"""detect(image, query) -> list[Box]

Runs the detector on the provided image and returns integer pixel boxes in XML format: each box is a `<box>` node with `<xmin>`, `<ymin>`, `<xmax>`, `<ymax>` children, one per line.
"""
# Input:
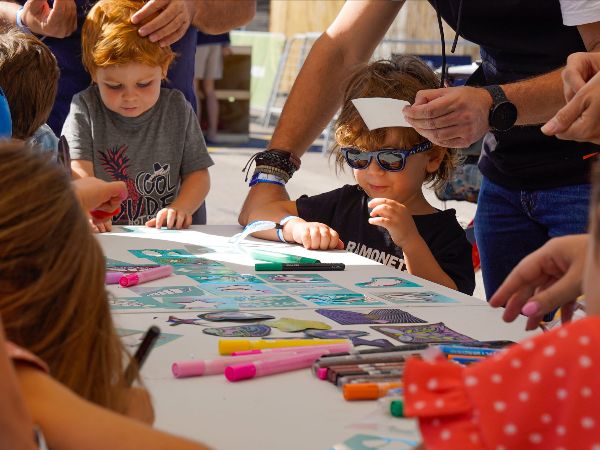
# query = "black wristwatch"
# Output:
<box><xmin>482</xmin><ymin>85</ymin><xmax>517</xmax><ymax>132</ymax></box>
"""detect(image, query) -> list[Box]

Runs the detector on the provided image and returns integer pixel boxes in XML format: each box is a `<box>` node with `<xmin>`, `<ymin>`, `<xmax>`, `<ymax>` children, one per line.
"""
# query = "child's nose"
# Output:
<box><xmin>366</xmin><ymin>158</ymin><xmax>385</xmax><ymax>175</ymax></box>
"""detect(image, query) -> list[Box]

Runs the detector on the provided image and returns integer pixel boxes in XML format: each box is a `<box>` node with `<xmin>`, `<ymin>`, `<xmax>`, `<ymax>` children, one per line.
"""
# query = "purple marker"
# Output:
<box><xmin>119</xmin><ymin>265</ymin><xmax>173</xmax><ymax>287</ymax></box>
<box><xmin>105</xmin><ymin>271</ymin><xmax>122</xmax><ymax>285</ymax></box>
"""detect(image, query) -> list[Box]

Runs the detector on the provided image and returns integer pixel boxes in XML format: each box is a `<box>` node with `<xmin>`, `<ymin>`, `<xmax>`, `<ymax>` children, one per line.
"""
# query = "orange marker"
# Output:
<box><xmin>343</xmin><ymin>381</ymin><xmax>403</xmax><ymax>401</ymax></box>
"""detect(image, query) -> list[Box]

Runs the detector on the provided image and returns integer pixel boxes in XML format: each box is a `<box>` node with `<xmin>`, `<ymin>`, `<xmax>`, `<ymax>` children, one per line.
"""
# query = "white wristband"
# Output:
<box><xmin>277</xmin><ymin>215</ymin><xmax>299</xmax><ymax>243</ymax></box>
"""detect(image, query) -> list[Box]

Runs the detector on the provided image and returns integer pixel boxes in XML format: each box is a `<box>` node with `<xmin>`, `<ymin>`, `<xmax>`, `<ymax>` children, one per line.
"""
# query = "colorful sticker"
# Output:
<box><xmin>106</xmin><ymin>264</ymin><xmax>160</xmax><ymax>274</ymax></box>
<box><xmin>257</xmin><ymin>273</ymin><xmax>331</xmax><ymax>284</ymax></box>
<box><xmin>200</xmin><ymin>283</ymin><xmax>282</xmax><ymax>296</ymax></box>
<box><xmin>198</xmin><ymin>311</ymin><xmax>275</xmax><ymax>322</ymax></box>
<box><xmin>316</xmin><ymin>309</ymin><xmax>425</xmax><ymax>325</ymax></box>
<box><xmin>350</xmin><ymin>337</ymin><xmax>395</xmax><ymax>348</ymax></box>
<box><xmin>263</xmin><ymin>318</ymin><xmax>331</xmax><ymax>332</ymax></box>
<box><xmin>332</xmin><ymin>433</ymin><xmax>418</xmax><ymax>450</ymax></box>
<box><xmin>166</xmin><ymin>315</ymin><xmax>204</xmax><ymax>326</ymax></box>
<box><xmin>203</xmin><ymin>324</ymin><xmax>271</xmax><ymax>337</ymax></box>
<box><xmin>128</xmin><ymin>285</ymin><xmax>207</xmax><ymax>298</ymax></box>
<box><xmin>355</xmin><ymin>277</ymin><xmax>421</xmax><ymax>289</ymax></box>
<box><xmin>129</xmin><ymin>249</ymin><xmax>223</xmax><ymax>267</ymax></box>
<box><xmin>376</xmin><ymin>291</ymin><xmax>459</xmax><ymax>305</ymax></box>
<box><xmin>277</xmin><ymin>283</ymin><xmax>357</xmax><ymax>296</ymax></box>
<box><xmin>188</xmin><ymin>273</ymin><xmax>264</xmax><ymax>284</ymax></box>
<box><xmin>372</xmin><ymin>323</ymin><xmax>477</xmax><ymax>344</ymax></box>
<box><xmin>171</xmin><ymin>295</ymin><xmax>307</xmax><ymax>310</ymax></box>
<box><xmin>300</xmin><ymin>293</ymin><xmax>385</xmax><ymax>307</ymax></box>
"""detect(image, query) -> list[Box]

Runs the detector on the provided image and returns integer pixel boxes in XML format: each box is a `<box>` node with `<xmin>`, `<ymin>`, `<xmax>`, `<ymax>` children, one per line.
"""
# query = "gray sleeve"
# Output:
<box><xmin>180</xmin><ymin>101</ymin><xmax>214</xmax><ymax>175</ymax></box>
<box><xmin>61</xmin><ymin>93</ymin><xmax>93</xmax><ymax>161</ymax></box>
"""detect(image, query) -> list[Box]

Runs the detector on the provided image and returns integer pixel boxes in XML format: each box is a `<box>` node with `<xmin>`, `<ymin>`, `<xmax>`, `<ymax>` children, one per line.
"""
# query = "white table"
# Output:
<box><xmin>98</xmin><ymin>225</ymin><xmax>534</xmax><ymax>450</ymax></box>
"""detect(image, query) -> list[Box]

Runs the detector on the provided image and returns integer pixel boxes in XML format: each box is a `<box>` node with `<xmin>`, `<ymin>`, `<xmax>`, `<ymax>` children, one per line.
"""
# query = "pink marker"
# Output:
<box><xmin>231</xmin><ymin>342</ymin><xmax>352</xmax><ymax>356</ymax></box>
<box><xmin>172</xmin><ymin>351</ymin><xmax>300</xmax><ymax>378</ymax></box>
<box><xmin>225</xmin><ymin>352</ymin><xmax>324</xmax><ymax>382</ymax></box>
<box><xmin>105</xmin><ymin>271</ymin><xmax>122</xmax><ymax>284</ymax></box>
<box><xmin>119</xmin><ymin>265</ymin><xmax>173</xmax><ymax>287</ymax></box>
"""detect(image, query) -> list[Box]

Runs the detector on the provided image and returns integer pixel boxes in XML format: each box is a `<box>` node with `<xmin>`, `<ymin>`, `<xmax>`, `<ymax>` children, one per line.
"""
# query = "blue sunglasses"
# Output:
<box><xmin>341</xmin><ymin>140</ymin><xmax>433</xmax><ymax>172</ymax></box>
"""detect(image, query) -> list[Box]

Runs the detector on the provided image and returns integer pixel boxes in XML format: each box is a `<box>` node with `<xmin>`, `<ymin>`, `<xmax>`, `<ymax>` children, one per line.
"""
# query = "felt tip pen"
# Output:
<box><xmin>249</xmin><ymin>250</ymin><xmax>320</xmax><ymax>264</ymax></box>
<box><xmin>437</xmin><ymin>345</ymin><xmax>499</xmax><ymax>357</ymax></box>
<box><xmin>449</xmin><ymin>356</ymin><xmax>483</xmax><ymax>365</ymax></box>
<box><xmin>124</xmin><ymin>325</ymin><xmax>160</xmax><ymax>386</ymax></box>
<box><xmin>225</xmin><ymin>352</ymin><xmax>322</xmax><ymax>382</ymax></box>
<box><xmin>219</xmin><ymin>338</ymin><xmax>348</xmax><ymax>355</ymax></box>
<box><xmin>379</xmin><ymin>398</ymin><xmax>404</xmax><ymax>417</ymax></box>
<box><xmin>119</xmin><ymin>265</ymin><xmax>173</xmax><ymax>287</ymax></box>
<box><xmin>254</xmin><ymin>262</ymin><xmax>345</xmax><ymax>271</ymax></box>
<box><xmin>231</xmin><ymin>342</ymin><xmax>352</xmax><ymax>356</ymax></box>
<box><xmin>105</xmin><ymin>271</ymin><xmax>122</xmax><ymax>284</ymax></box>
<box><xmin>343</xmin><ymin>382</ymin><xmax>403</xmax><ymax>401</ymax></box>
<box><xmin>313</xmin><ymin>349</ymin><xmax>424</xmax><ymax>370</ymax></box>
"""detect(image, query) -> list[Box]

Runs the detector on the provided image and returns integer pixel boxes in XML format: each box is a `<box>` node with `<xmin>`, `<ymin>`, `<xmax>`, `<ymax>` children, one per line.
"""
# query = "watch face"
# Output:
<box><xmin>491</xmin><ymin>101</ymin><xmax>517</xmax><ymax>132</ymax></box>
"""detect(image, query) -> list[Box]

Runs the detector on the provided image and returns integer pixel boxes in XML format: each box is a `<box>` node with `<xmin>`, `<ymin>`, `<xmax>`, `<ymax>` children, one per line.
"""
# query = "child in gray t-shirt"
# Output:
<box><xmin>63</xmin><ymin>0</ymin><xmax>213</xmax><ymax>231</ymax></box>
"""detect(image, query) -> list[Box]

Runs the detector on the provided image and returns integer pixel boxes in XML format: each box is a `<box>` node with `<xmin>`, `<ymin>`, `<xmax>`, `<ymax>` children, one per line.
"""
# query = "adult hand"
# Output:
<box><xmin>20</xmin><ymin>0</ymin><xmax>77</xmax><ymax>38</ymax></box>
<box><xmin>131</xmin><ymin>0</ymin><xmax>195</xmax><ymax>47</ymax></box>
<box><xmin>146</xmin><ymin>207</ymin><xmax>192</xmax><ymax>229</ymax></box>
<box><xmin>489</xmin><ymin>234</ymin><xmax>587</xmax><ymax>331</ymax></box>
<box><xmin>541</xmin><ymin>53</ymin><xmax>600</xmax><ymax>145</ymax></box>
<box><xmin>368</xmin><ymin>198</ymin><xmax>419</xmax><ymax>249</ymax></box>
<box><xmin>286</xmin><ymin>219</ymin><xmax>344</xmax><ymax>250</ymax></box>
<box><xmin>72</xmin><ymin>178</ymin><xmax>127</xmax><ymax>213</ymax></box>
<box><xmin>403</xmin><ymin>86</ymin><xmax>491</xmax><ymax>148</ymax></box>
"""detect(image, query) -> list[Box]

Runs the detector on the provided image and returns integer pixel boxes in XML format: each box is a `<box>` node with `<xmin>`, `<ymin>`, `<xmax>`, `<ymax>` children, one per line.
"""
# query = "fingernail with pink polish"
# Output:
<box><xmin>521</xmin><ymin>302</ymin><xmax>540</xmax><ymax>317</ymax></box>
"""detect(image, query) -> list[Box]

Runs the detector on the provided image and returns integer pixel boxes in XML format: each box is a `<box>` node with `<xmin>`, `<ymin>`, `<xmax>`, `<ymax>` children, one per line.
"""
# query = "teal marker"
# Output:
<box><xmin>249</xmin><ymin>250</ymin><xmax>320</xmax><ymax>264</ymax></box>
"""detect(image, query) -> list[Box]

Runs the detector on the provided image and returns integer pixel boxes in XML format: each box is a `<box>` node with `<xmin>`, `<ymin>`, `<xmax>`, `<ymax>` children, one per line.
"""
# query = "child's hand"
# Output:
<box><xmin>90</xmin><ymin>218</ymin><xmax>112</xmax><ymax>233</ymax></box>
<box><xmin>287</xmin><ymin>219</ymin><xmax>344</xmax><ymax>250</ymax></box>
<box><xmin>125</xmin><ymin>386</ymin><xmax>155</xmax><ymax>425</ymax></box>
<box><xmin>368</xmin><ymin>198</ymin><xmax>420</xmax><ymax>248</ymax></box>
<box><xmin>146</xmin><ymin>207</ymin><xmax>192</xmax><ymax>229</ymax></box>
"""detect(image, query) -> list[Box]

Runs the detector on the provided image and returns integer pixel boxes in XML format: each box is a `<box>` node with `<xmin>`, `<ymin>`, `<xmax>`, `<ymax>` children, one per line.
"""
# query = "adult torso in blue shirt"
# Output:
<box><xmin>45</xmin><ymin>0</ymin><xmax>197</xmax><ymax>135</ymax></box>
<box><xmin>427</xmin><ymin>0</ymin><xmax>598</xmax><ymax>190</ymax></box>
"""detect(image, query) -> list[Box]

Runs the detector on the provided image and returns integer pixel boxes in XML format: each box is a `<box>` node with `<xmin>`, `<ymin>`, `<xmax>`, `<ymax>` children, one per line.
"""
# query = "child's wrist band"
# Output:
<box><xmin>249</xmin><ymin>172</ymin><xmax>286</xmax><ymax>187</ymax></box>
<box><xmin>276</xmin><ymin>215</ymin><xmax>300</xmax><ymax>243</ymax></box>
<box><xmin>16</xmin><ymin>6</ymin><xmax>31</xmax><ymax>33</ymax></box>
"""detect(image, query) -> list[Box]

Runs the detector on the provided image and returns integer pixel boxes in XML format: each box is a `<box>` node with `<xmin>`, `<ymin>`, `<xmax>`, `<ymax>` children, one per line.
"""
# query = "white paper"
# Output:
<box><xmin>351</xmin><ymin>97</ymin><xmax>411</xmax><ymax>130</ymax></box>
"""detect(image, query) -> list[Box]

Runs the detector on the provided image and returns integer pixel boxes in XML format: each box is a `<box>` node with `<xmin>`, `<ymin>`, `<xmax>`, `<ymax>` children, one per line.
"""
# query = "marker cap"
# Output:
<box><xmin>390</xmin><ymin>399</ymin><xmax>404</xmax><ymax>417</ymax></box>
<box><xmin>316</xmin><ymin>368</ymin><xmax>328</xmax><ymax>380</ymax></box>
<box><xmin>343</xmin><ymin>384</ymin><xmax>381</xmax><ymax>401</ymax></box>
<box><xmin>172</xmin><ymin>361</ymin><xmax>205</xmax><ymax>378</ymax></box>
<box><xmin>120</xmin><ymin>274</ymin><xmax>139</xmax><ymax>287</ymax></box>
<box><xmin>225</xmin><ymin>363</ymin><xmax>257</xmax><ymax>382</ymax></box>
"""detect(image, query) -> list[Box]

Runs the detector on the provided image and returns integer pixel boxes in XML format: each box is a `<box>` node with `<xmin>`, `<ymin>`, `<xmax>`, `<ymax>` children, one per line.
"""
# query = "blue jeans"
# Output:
<box><xmin>474</xmin><ymin>176</ymin><xmax>590</xmax><ymax>299</ymax></box>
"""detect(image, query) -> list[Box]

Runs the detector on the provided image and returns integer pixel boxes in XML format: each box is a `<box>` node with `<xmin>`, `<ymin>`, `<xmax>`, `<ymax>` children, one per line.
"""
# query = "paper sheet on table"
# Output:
<box><xmin>351</xmin><ymin>98</ymin><xmax>411</xmax><ymax>130</ymax></box>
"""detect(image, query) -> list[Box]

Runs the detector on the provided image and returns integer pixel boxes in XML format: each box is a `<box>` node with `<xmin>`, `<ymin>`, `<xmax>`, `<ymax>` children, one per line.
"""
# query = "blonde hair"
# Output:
<box><xmin>82</xmin><ymin>0</ymin><xmax>175</xmax><ymax>76</ymax></box>
<box><xmin>0</xmin><ymin>141</ymin><xmax>136</xmax><ymax>412</ymax></box>
<box><xmin>0</xmin><ymin>26</ymin><xmax>59</xmax><ymax>139</ymax></box>
<box><xmin>334</xmin><ymin>56</ymin><xmax>460</xmax><ymax>190</ymax></box>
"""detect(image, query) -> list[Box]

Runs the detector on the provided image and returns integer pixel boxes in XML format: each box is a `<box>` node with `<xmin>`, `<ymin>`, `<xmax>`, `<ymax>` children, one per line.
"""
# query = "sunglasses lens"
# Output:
<box><xmin>344</xmin><ymin>150</ymin><xmax>370</xmax><ymax>169</ymax></box>
<box><xmin>378</xmin><ymin>152</ymin><xmax>405</xmax><ymax>171</ymax></box>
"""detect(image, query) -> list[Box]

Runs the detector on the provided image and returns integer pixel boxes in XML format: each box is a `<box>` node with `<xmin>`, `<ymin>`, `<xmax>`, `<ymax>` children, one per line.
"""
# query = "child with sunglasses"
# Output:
<box><xmin>247</xmin><ymin>56</ymin><xmax>475</xmax><ymax>295</ymax></box>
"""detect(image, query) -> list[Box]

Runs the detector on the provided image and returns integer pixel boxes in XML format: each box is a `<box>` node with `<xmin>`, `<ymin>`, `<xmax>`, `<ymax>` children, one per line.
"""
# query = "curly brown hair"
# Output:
<box><xmin>333</xmin><ymin>56</ymin><xmax>460</xmax><ymax>190</ymax></box>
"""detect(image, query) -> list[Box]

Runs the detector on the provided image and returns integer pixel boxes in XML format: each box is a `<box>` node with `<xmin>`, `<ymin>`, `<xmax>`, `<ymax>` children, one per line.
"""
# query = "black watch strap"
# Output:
<box><xmin>483</xmin><ymin>85</ymin><xmax>508</xmax><ymax>105</ymax></box>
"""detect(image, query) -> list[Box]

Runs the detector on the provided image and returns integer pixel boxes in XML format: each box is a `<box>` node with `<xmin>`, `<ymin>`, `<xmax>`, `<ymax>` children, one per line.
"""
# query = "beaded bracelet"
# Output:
<box><xmin>243</xmin><ymin>149</ymin><xmax>301</xmax><ymax>182</ymax></box>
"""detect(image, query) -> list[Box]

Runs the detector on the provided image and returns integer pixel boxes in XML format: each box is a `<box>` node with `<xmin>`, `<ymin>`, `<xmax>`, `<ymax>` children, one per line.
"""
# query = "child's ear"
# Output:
<box><xmin>425</xmin><ymin>146</ymin><xmax>445</xmax><ymax>174</ymax></box>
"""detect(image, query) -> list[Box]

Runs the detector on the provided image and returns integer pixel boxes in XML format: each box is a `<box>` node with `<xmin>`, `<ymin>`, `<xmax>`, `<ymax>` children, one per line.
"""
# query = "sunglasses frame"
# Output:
<box><xmin>341</xmin><ymin>140</ymin><xmax>433</xmax><ymax>172</ymax></box>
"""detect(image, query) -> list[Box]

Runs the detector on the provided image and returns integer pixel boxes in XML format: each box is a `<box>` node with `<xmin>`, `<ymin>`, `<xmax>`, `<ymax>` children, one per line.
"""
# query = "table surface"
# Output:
<box><xmin>98</xmin><ymin>225</ymin><xmax>534</xmax><ymax>450</ymax></box>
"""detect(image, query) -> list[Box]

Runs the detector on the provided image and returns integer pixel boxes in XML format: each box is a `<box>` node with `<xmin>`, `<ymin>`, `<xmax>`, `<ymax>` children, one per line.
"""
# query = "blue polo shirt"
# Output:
<box><xmin>429</xmin><ymin>0</ymin><xmax>598</xmax><ymax>190</ymax></box>
<box><xmin>45</xmin><ymin>0</ymin><xmax>198</xmax><ymax>135</ymax></box>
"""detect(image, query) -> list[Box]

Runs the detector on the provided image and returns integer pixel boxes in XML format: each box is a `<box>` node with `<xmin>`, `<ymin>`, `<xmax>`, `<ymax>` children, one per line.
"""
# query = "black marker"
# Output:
<box><xmin>124</xmin><ymin>325</ymin><xmax>161</xmax><ymax>386</ymax></box>
<box><xmin>255</xmin><ymin>262</ymin><xmax>345</xmax><ymax>271</ymax></box>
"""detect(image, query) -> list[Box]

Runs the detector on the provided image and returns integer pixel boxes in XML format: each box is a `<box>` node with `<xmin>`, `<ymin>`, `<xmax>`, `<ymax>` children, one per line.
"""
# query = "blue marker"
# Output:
<box><xmin>437</xmin><ymin>345</ymin><xmax>499</xmax><ymax>357</ymax></box>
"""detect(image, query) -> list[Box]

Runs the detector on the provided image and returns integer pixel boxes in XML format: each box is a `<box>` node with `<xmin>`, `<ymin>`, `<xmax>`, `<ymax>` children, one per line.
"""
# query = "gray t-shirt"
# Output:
<box><xmin>62</xmin><ymin>86</ymin><xmax>213</xmax><ymax>225</ymax></box>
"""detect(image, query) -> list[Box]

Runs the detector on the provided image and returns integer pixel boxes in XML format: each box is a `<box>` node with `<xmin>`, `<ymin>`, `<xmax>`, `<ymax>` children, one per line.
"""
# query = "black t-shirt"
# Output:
<box><xmin>296</xmin><ymin>185</ymin><xmax>475</xmax><ymax>295</ymax></box>
<box><xmin>428</xmin><ymin>0</ymin><xmax>598</xmax><ymax>190</ymax></box>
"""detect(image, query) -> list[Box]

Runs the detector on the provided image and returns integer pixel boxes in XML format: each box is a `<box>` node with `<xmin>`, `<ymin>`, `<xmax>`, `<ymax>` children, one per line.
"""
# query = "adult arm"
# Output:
<box><xmin>238</xmin><ymin>0</ymin><xmax>404</xmax><ymax>224</ymax></box>
<box><xmin>0</xmin><ymin>0</ymin><xmax>77</xmax><ymax>38</ymax></box>
<box><xmin>489</xmin><ymin>234</ymin><xmax>587</xmax><ymax>331</ymax></box>
<box><xmin>18</xmin><ymin>366</ymin><xmax>212</xmax><ymax>450</ymax></box>
<box><xmin>131</xmin><ymin>0</ymin><xmax>256</xmax><ymax>47</ymax></box>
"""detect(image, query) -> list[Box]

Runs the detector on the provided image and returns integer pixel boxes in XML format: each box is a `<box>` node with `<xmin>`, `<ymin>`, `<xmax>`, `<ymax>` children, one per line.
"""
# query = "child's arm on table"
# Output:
<box><xmin>146</xmin><ymin>169</ymin><xmax>210</xmax><ymax>230</ymax></box>
<box><xmin>369</xmin><ymin>198</ymin><xmax>457</xmax><ymax>291</ymax></box>
<box><xmin>71</xmin><ymin>160</ymin><xmax>113</xmax><ymax>232</ymax></box>
<box><xmin>18</xmin><ymin>365</ymin><xmax>212</xmax><ymax>450</ymax></box>
<box><xmin>247</xmin><ymin>200</ymin><xmax>343</xmax><ymax>250</ymax></box>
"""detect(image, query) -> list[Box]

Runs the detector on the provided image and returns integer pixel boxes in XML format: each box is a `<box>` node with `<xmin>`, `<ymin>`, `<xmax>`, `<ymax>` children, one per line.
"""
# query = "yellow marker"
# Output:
<box><xmin>218</xmin><ymin>339</ymin><xmax>348</xmax><ymax>355</ymax></box>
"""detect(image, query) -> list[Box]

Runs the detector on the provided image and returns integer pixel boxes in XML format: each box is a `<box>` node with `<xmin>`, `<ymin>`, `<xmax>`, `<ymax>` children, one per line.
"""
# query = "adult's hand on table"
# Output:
<box><xmin>131</xmin><ymin>0</ymin><xmax>195</xmax><ymax>47</ymax></box>
<box><xmin>21</xmin><ymin>0</ymin><xmax>77</xmax><ymax>38</ymax></box>
<box><xmin>489</xmin><ymin>235</ymin><xmax>587</xmax><ymax>331</ymax></box>
<box><xmin>403</xmin><ymin>86</ymin><xmax>491</xmax><ymax>148</ymax></box>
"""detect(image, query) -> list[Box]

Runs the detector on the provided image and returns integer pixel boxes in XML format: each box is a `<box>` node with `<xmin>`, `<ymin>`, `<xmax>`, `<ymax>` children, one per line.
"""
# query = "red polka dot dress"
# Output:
<box><xmin>403</xmin><ymin>316</ymin><xmax>600</xmax><ymax>450</ymax></box>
